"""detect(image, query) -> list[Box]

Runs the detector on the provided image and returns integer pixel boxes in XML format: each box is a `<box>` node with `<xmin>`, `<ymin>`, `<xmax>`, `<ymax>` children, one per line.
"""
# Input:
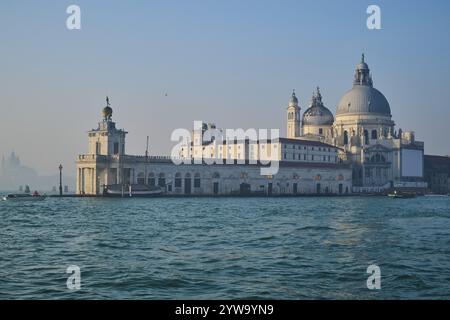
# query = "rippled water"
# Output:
<box><xmin>0</xmin><ymin>196</ymin><xmax>449</xmax><ymax>299</ymax></box>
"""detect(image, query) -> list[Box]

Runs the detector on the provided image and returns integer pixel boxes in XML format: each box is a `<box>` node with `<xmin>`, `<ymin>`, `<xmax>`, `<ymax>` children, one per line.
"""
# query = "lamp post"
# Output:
<box><xmin>59</xmin><ymin>164</ymin><xmax>63</xmax><ymax>196</ymax></box>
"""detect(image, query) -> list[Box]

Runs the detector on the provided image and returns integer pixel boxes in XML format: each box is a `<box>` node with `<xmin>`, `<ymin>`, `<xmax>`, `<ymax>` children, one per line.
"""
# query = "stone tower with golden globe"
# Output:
<box><xmin>87</xmin><ymin>97</ymin><xmax>128</xmax><ymax>156</ymax></box>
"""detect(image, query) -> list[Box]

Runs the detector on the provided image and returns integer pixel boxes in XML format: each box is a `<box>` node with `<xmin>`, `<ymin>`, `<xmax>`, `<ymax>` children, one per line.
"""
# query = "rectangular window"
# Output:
<box><xmin>113</xmin><ymin>142</ymin><xmax>119</xmax><ymax>155</ymax></box>
<box><xmin>194</xmin><ymin>178</ymin><xmax>201</xmax><ymax>188</ymax></box>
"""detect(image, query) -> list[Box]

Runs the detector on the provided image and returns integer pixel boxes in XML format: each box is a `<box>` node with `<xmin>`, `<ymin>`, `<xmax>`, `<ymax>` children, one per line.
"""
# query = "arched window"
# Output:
<box><xmin>147</xmin><ymin>173</ymin><xmax>155</xmax><ymax>186</ymax></box>
<box><xmin>343</xmin><ymin>131</ymin><xmax>349</xmax><ymax>145</ymax></box>
<box><xmin>364</xmin><ymin>130</ymin><xmax>369</xmax><ymax>145</ymax></box>
<box><xmin>137</xmin><ymin>172</ymin><xmax>145</xmax><ymax>185</ymax></box>
<box><xmin>158</xmin><ymin>173</ymin><xmax>166</xmax><ymax>187</ymax></box>
<box><xmin>370</xmin><ymin>153</ymin><xmax>386</xmax><ymax>163</ymax></box>
<box><xmin>194</xmin><ymin>173</ymin><xmax>201</xmax><ymax>188</ymax></box>
<box><xmin>371</xmin><ymin>129</ymin><xmax>377</xmax><ymax>140</ymax></box>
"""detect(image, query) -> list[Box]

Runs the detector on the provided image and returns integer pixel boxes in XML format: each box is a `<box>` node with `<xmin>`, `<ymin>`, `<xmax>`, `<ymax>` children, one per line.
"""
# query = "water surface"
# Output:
<box><xmin>1</xmin><ymin>196</ymin><xmax>449</xmax><ymax>299</ymax></box>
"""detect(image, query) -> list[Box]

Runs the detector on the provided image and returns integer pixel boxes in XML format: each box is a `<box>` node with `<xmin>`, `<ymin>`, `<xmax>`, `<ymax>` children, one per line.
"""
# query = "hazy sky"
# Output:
<box><xmin>1</xmin><ymin>0</ymin><xmax>449</xmax><ymax>176</ymax></box>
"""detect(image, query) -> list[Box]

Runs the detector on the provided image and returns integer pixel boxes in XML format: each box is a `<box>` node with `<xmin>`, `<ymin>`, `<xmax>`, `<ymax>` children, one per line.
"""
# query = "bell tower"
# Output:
<box><xmin>287</xmin><ymin>90</ymin><xmax>301</xmax><ymax>139</ymax></box>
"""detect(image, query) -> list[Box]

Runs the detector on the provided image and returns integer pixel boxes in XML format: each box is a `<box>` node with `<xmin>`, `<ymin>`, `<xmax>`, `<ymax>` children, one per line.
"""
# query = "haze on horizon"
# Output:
<box><xmin>1</xmin><ymin>0</ymin><xmax>450</xmax><ymax>178</ymax></box>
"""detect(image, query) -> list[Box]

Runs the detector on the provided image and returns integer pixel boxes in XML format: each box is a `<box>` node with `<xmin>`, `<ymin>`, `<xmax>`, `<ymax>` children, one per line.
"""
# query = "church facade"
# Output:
<box><xmin>286</xmin><ymin>54</ymin><xmax>426</xmax><ymax>192</ymax></box>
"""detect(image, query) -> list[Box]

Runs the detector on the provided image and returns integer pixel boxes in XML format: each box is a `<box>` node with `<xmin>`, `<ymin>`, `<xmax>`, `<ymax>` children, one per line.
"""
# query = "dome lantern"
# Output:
<box><xmin>354</xmin><ymin>53</ymin><xmax>373</xmax><ymax>86</ymax></box>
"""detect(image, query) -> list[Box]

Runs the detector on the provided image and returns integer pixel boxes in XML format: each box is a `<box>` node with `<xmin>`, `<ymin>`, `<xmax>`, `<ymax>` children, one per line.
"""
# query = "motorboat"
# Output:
<box><xmin>2</xmin><ymin>193</ymin><xmax>47</xmax><ymax>201</ymax></box>
<box><xmin>103</xmin><ymin>184</ymin><xmax>163</xmax><ymax>197</ymax></box>
<box><xmin>387</xmin><ymin>190</ymin><xmax>416</xmax><ymax>199</ymax></box>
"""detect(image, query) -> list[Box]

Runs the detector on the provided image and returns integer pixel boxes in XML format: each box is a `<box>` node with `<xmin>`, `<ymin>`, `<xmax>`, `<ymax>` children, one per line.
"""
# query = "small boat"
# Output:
<box><xmin>2</xmin><ymin>193</ymin><xmax>47</xmax><ymax>201</ymax></box>
<box><xmin>387</xmin><ymin>190</ymin><xmax>416</xmax><ymax>199</ymax></box>
<box><xmin>103</xmin><ymin>184</ymin><xmax>163</xmax><ymax>197</ymax></box>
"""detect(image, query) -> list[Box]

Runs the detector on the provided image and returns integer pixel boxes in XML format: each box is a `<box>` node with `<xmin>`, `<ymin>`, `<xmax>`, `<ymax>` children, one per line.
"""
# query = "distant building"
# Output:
<box><xmin>424</xmin><ymin>155</ymin><xmax>450</xmax><ymax>194</ymax></box>
<box><xmin>0</xmin><ymin>151</ymin><xmax>39</xmax><ymax>191</ymax></box>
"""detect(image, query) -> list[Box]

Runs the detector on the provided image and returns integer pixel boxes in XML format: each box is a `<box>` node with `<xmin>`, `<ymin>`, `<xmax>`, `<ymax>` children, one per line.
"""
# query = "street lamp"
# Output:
<box><xmin>59</xmin><ymin>164</ymin><xmax>63</xmax><ymax>196</ymax></box>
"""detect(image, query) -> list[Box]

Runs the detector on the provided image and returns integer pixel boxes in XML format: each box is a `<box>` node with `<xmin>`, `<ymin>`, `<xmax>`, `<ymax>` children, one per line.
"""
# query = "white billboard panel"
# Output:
<box><xmin>401</xmin><ymin>149</ymin><xmax>423</xmax><ymax>177</ymax></box>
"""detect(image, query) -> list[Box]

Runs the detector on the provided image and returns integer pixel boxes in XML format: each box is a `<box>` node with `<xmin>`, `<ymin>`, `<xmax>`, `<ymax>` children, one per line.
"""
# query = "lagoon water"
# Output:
<box><xmin>0</xmin><ymin>196</ymin><xmax>449</xmax><ymax>299</ymax></box>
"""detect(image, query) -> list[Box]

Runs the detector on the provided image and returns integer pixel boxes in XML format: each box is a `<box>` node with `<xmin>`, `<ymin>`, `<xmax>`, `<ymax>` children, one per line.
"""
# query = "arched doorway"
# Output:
<box><xmin>184</xmin><ymin>173</ymin><xmax>191</xmax><ymax>194</ymax></box>
<box><xmin>147</xmin><ymin>172</ymin><xmax>155</xmax><ymax>186</ymax></box>
<box><xmin>212</xmin><ymin>172</ymin><xmax>220</xmax><ymax>195</ymax></box>
<box><xmin>239</xmin><ymin>183</ymin><xmax>251</xmax><ymax>195</ymax></box>
<box><xmin>158</xmin><ymin>173</ymin><xmax>166</xmax><ymax>188</ymax></box>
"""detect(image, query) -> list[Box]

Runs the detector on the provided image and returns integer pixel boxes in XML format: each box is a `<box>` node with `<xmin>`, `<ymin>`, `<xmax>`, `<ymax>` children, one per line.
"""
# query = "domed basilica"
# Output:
<box><xmin>287</xmin><ymin>54</ymin><xmax>425</xmax><ymax>190</ymax></box>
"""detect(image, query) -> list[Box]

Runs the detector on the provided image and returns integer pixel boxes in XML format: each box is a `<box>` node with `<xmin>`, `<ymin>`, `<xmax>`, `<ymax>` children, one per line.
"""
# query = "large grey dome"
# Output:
<box><xmin>303</xmin><ymin>87</ymin><xmax>334</xmax><ymax>126</ymax></box>
<box><xmin>336</xmin><ymin>86</ymin><xmax>391</xmax><ymax>116</ymax></box>
<box><xmin>336</xmin><ymin>54</ymin><xmax>391</xmax><ymax>117</ymax></box>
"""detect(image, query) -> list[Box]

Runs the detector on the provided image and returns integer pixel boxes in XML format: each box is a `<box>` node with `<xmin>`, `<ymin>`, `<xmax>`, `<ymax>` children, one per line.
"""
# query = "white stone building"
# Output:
<box><xmin>76</xmin><ymin>100</ymin><xmax>352</xmax><ymax>196</ymax></box>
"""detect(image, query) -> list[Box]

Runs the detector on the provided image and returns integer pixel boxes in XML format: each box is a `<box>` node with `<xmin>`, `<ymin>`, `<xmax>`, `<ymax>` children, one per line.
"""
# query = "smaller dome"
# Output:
<box><xmin>288</xmin><ymin>90</ymin><xmax>298</xmax><ymax>107</ymax></box>
<box><xmin>302</xmin><ymin>87</ymin><xmax>334</xmax><ymax>126</ymax></box>
<box><xmin>303</xmin><ymin>105</ymin><xmax>334</xmax><ymax>126</ymax></box>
